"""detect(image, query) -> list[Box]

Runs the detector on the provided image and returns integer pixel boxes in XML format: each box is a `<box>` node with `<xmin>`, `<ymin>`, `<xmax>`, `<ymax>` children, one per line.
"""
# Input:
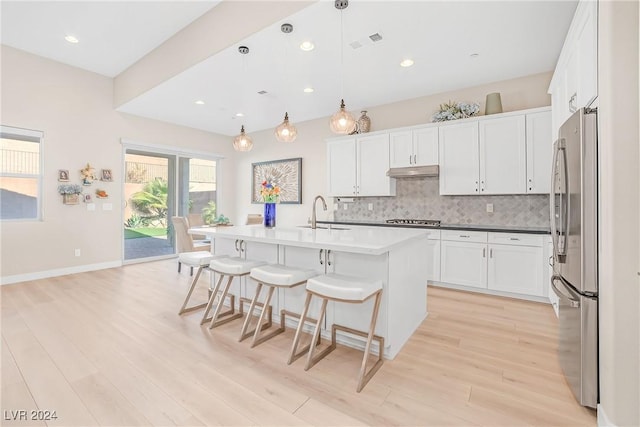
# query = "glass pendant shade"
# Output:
<box><xmin>233</xmin><ymin>125</ymin><xmax>253</xmax><ymax>151</ymax></box>
<box><xmin>329</xmin><ymin>99</ymin><xmax>356</xmax><ymax>134</ymax></box>
<box><xmin>274</xmin><ymin>112</ymin><xmax>298</xmax><ymax>142</ymax></box>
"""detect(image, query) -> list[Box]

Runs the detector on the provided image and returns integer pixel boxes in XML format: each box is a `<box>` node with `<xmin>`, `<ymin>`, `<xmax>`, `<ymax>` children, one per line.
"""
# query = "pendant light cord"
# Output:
<box><xmin>340</xmin><ymin>9</ymin><xmax>344</xmax><ymax>100</ymax></box>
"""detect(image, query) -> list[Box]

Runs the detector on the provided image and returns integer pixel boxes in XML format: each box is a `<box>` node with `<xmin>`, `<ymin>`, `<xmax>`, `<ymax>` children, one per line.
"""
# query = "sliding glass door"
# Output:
<box><xmin>122</xmin><ymin>147</ymin><xmax>217</xmax><ymax>263</ymax></box>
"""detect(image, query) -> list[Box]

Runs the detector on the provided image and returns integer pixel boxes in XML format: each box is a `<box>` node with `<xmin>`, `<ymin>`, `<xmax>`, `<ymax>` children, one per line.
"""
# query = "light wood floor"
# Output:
<box><xmin>1</xmin><ymin>260</ymin><xmax>596</xmax><ymax>426</ymax></box>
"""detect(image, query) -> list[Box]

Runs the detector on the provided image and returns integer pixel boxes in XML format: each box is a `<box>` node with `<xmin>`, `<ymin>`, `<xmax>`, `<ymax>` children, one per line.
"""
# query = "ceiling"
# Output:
<box><xmin>1</xmin><ymin>1</ymin><xmax>577</xmax><ymax>137</ymax></box>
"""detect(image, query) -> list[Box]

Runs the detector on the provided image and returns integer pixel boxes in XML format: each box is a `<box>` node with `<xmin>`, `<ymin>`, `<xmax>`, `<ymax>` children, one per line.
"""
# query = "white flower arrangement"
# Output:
<box><xmin>432</xmin><ymin>101</ymin><xmax>480</xmax><ymax>122</ymax></box>
<box><xmin>57</xmin><ymin>184</ymin><xmax>83</xmax><ymax>195</ymax></box>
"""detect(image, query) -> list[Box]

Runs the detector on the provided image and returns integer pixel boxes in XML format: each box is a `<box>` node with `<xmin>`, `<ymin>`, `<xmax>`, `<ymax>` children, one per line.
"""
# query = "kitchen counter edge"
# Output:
<box><xmin>318</xmin><ymin>220</ymin><xmax>551</xmax><ymax>235</ymax></box>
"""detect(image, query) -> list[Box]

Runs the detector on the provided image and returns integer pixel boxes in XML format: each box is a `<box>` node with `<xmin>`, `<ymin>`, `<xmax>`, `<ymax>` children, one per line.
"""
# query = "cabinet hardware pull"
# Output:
<box><xmin>409</xmin><ymin>154</ymin><xmax>412</xmax><ymax>165</ymax></box>
<box><xmin>509</xmin><ymin>238</ymin><xmax>520</xmax><ymax>241</ymax></box>
<box><xmin>327</xmin><ymin>250</ymin><xmax>332</xmax><ymax>266</ymax></box>
<box><xmin>240</xmin><ymin>240</ymin><xmax>246</xmax><ymax>252</ymax></box>
<box><xmin>460</xmin><ymin>235</ymin><xmax>470</xmax><ymax>238</ymax></box>
<box><xmin>482</xmin><ymin>248</ymin><xmax>486</xmax><ymax>257</ymax></box>
<box><xmin>234</xmin><ymin>239</ymin><xmax>239</xmax><ymax>251</ymax></box>
<box><xmin>413</xmin><ymin>154</ymin><xmax>417</xmax><ymax>164</ymax></box>
<box><xmin>319</xmin><ymin>249</ymin><xmax>324</xmax><ymax>265</ymax></box>
<box><xmin>490</xmin><ymin>248</ymin><xmax>493</xmax><ymax>258</ymax></box>
<box><xmin>549</xmin><ymin>256</ymin><xmax>554</xmax><ymax>267</ymax></box>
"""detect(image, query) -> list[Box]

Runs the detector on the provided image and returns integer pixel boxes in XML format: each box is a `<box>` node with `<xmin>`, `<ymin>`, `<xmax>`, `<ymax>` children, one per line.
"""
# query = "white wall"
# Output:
<box><xmin>233</xmin><ymin>71</ymin><xmax>553</xmax><ymax>226</ymax></box>
<box><xmin>597</xmin><ymin>1</ymin><xmax>640</xmax><ymax>426</ymax></box>
<box><xmin>0</xmin><ymin>46</ymin><xmax>236</xmax><ymax>281</ymax></box>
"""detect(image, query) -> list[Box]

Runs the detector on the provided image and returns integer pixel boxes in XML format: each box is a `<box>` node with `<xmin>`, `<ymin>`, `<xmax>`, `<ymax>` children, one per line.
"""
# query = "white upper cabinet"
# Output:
<box><xmin>357</xmin><ymin>134</ymin><xmax>395</xmax><ymax>196</ymax></box>
<box><xmin>327</xmin><ymin>134</ymin><xmax>395</xmax><ymax>197</ymax></box>
<box><xmin>526</xmin><ymin>110</ymin><xmax>553</xmax><ymax>194</ymax></box>
<box><xmin>413</xmin><ymin>127</ymin><xmax>439</xmax><ymax>166</ymax></box>
<box><xmin>479</xmin><ymin>115</ymin><xmax>527</xmax><ymax>194</ymax></box>
<box><xmin>439</xmin><ymin>121</ymin><xmax>480</xmax><ymax>195</ymax></box>
<box><xmin>389</xmin><ymin>130</ymin><xmax>413</xmax><ymax>168</ymax></box>
<box><xmin>327</xmin><ymin>138</ymin><xmax>357</xmax><ymax>196</ymax></box>
<box><xmin>549</xmin><ymin>0</ymin><xmax>598</xmax><ymax>136</ymax></box>
<box><xmin>389</xmin><ymin>126</ymin><xmax>438</xmax><ymax>168</ymax></box>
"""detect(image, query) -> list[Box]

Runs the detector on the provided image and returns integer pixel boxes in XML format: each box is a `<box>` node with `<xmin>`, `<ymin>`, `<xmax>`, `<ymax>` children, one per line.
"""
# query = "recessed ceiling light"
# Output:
<box><xmin>64</xmin><ymin>35</ymin><xmax>79</xmax><ymax>44</ymax></box>
<box><xmin>195</xmin><ymin>100</ymin><xmax>205</xmax><ymax>105</ymax></box>
<box><xmin>470</xmin><ymin>53</ymin><xmax>480</xmax><ymax>58</ymax></box>
<box><xmin>235</xmin><ymin>112</ymin><xmax>244</xmax><ymax>117</ymax></box>
<box><xmin>303</xmin><ymin>87</ymin><xmax>314</xmax><ymax>93</ymax></box>
<box><xmin>400</xmin><ymin>59</ymin><xmax>414</xmax><ymax>68</ymax></box>
<box><xmin>300</xmin><ymin>41</ymin><xmax>315</xmax><ymax>51</ymax></box>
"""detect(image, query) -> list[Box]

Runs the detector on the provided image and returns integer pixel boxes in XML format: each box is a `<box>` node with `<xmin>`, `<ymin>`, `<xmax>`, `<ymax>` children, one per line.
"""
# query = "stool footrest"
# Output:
<box><xmin>201</xmin><ymin>294</ymin><xmax>241</xmax><ymax>327</ymax></box>
<box><xmin>238</xmin><ymin>296</ymin><xmax>274</xmax><ymax>342</ymax></box>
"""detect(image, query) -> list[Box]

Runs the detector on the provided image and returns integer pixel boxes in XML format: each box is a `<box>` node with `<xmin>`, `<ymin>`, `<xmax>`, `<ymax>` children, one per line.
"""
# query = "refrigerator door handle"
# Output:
<box><xmin>551</xmin><ymin>275</ymin><xmax>580</xmax><ymax>308</ymax></box>
<box><xmin>550</xmin><ymin>140</ymin><xmax>561</xmax><ymax>261</ymax></box>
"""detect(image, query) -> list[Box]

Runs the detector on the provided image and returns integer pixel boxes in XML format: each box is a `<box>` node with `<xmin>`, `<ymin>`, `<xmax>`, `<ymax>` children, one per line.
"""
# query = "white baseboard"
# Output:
<box><xmin>1</xmin><ymin>260</ymin><xmax>123</xmax><ymax>285</ymax></box>
<box><xmin>598</xmin><ymin>404</ymin><xmax>616</xmax><ymax>427</ymax></box>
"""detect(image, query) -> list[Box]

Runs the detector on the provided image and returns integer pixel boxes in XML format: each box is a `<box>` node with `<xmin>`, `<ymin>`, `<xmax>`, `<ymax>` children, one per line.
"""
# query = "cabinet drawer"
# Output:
<box><xmin>441</xmin><ymin>230</ymin><xmax>487</xmax><ymax>243</ymax></box>
<box><xmin>488</xmin><ymin>233</ymin><xmax>543</xmax><ymax>247</ymax></box>
<box><xmin>426</xmin><ymin>230</ymin><xmax>441</xmax><ymax>240</ymax></box>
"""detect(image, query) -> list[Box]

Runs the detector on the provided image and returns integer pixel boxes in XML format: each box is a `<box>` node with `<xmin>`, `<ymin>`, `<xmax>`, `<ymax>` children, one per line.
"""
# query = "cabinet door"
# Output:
<box><xmin>413</xmin><ymin>127</ymin><xmax>439</xmax><ymax>166</ymax></box>
<box><xmin>479</xmin><ymin>115</ymin><xmax>526</xmax><ymax>194</ymax></box>
<box><xmin>440</xmin><ymin>240</ymin><xmax>487</xmax><ymax>288</ymax></box>
<box><xmin>439</xmin><ymin>122</ymin><xmax>479</xmax><ymax>195</ymax></box>
<box><xmin>487</xmin><ymin>244</ymin><xmax>543</xmax><ymax>297</ymax></box>
<box><xmin>280</xmin><ymin>246</ymin><xmax>329</xmax><ymax>330</ymax></box>
<box><xmin>526</xmin><ymin>111</ymin><xmax>552</xmax><ymax>194</ymax></box>
<box><xmin>575</xmin><ymin>0</ymin><xmax>598</xmax><ymax>108</ymax></box>
<box><xmin>389</xmin><ymin>130</ymin><xmax>412</xmax><ymax>168</ymax></box>
<box><xmin>357</xmin><ymin>134</ymin><xmax>395</xmax><ymax>196</ymax></box>
<box><xmin>243</xmin><ymin>241</ymin><xmax>279</xmax><ymax>319</ymax></box>
<box><xmin>327</xmin><ymin>138</ymin><xmax>357</xmax><ymax>197</ymax></box>
<box><xmin>426</xmin><ymin>239</ymin><xmax>441</xmax><ymax>282</ymax></box>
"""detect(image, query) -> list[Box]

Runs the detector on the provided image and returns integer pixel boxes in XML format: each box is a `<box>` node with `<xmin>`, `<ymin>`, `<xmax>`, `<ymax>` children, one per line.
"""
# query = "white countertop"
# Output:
<box><xmin>189</xmin><ymin>225</ymin><xmax>428</xmax><ymax>255</ymax></box>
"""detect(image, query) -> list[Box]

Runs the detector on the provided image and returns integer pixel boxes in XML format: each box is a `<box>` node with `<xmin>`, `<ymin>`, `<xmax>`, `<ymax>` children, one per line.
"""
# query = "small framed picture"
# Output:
<box><xmin>58</xmin><ymin>169</ymin><xmax>69</xmax><ymax>182</ymax></box>
<box><xmin>83</xmin><ymin>194</ymin><xmax>92</xmax><ymax>203</ymax></box>
<box><xmin>101</xmin><ymin>169</ymin><xmax>113</xmax><ymax>182</ymax></box>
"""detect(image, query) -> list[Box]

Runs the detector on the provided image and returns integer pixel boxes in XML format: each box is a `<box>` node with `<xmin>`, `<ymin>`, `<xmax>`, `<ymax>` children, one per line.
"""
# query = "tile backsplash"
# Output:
<box><xmin>333</xmin><ymin>177</ymin><xmax>550</xmax><ymax>227</ymax></box>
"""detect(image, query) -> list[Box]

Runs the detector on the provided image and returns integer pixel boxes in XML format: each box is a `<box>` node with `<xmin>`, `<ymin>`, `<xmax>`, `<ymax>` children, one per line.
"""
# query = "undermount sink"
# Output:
<box><xmin>298</xmin><ymin>225</ymin><xmax>350</xmax><ymax>231</ymax></box>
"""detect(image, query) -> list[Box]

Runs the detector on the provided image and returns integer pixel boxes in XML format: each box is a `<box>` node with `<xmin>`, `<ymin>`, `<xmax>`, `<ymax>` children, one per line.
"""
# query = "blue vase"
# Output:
<box><xmin>264</xmin><ymin>203</ymin><xmax>276</xmax><ymax>228</ymax></box>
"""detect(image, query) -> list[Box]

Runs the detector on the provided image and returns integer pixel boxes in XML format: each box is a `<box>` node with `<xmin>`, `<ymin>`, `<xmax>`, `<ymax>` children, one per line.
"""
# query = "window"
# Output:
<box><xmin>0</xmin><ymin>126</ymin><xmax>43</xmax><ymax>220</ymax></box>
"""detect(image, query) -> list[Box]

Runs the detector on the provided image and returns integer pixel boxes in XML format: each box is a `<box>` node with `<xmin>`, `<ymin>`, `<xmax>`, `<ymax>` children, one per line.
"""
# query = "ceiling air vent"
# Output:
<box><xmin>257</xmin><ymin>90</ymin><xmax>268</xmax><ymax>95</ymax></box>
<box><xmin>350</xmin><ymin>41</ymin><xmax>363</xmax><ymax>49</ymax></box>
<box><xmin>369</xmin><ymin>33</ymin><xmax>383</xmax><ymax>42</ymax></box>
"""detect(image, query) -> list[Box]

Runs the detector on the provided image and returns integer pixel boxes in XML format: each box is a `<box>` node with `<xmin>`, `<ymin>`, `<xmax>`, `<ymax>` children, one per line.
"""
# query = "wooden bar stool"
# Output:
<box><xmin>178</xmin><ymin>251</ymin><xmax>225</xmax><ymax>315</ymax></box>
<box><xmin>239</xmin><ymin>264</ymin><xmax>317</xmax><ymax>349</ymax></box>
<box><xmin>289</xmin><ymin>273</ymin><xmax>384</xmax><ymax>393</ymax></box>
<box><xmin>203</xmin><ymin>257</ymin><xmax>265</xmax><ymax>329</ymax></box>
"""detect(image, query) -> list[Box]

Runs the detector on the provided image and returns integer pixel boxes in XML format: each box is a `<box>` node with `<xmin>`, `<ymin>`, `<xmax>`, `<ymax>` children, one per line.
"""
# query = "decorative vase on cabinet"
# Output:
<box><xmin>264</xmin><ymin>203</ymin><xmax>276</xmax><ymax>228</ymax></box>
<box><xmin>357</xmin><ymin>111</ymin><xmax>371</xmax><ymax>133</ymax></box>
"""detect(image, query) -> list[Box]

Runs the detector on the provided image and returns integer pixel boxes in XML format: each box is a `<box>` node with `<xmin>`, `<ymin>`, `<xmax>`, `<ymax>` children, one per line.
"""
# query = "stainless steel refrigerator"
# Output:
<box><xmin>550</xmin><ymin>107</ymin><xmax>598</xmax><ymax>409</ymax></box>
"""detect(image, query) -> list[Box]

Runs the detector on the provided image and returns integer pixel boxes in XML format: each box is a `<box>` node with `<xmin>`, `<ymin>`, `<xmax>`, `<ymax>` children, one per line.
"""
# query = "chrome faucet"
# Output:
<box><xmin>311</xmin><ymin>195</ymin><xmax>327</xmax><ymax>229</ymax></box>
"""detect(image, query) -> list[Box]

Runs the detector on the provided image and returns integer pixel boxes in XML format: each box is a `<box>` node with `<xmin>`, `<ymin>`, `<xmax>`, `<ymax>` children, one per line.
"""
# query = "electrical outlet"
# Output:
<box><xmin>74</xmin><ymin>249</ymin><xmax>81</xmax><ymax>257</ymax></box>
<box><xmin>368</xmin><ymin>203</ymin><xmax>373</xmax><ymax>211</ymax></box>
<box><xmin>333</xmin><ymin>204</ymin><xmax>338</xmax><ymax>211</ymax></box>
<box><xmin>343</xmin><ymin>204</ymin><xmax>348</xmax><ymax>210</ymax></box>
<box><xmin>102</xmin><ymin>203</ymin><xmax>113</xmax><ymax>211</ymax></box>
<box><xmin>486</xmin><ymin>203</ymin><xmax>494</xmax><ymax>213</ymax></box>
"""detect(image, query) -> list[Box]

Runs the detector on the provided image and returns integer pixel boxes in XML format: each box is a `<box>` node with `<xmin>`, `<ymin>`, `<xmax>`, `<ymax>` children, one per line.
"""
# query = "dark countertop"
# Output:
<box><xmin>317</xmin><ymin>219</ymin><xmax>551</xmax><ymax>235</ymax></box>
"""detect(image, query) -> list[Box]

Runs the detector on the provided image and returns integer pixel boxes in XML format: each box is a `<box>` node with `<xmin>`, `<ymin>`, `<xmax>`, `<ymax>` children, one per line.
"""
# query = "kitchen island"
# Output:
<box><xmin>190</xmin><ymin>225</ymin><xmax>429</xmax><ymax>359</ymax></box>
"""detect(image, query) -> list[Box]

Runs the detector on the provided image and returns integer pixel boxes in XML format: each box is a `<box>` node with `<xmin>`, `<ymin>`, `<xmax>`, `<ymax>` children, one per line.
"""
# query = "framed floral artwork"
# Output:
<box><xmin>251</xmin><ymin>157</ymin><xmax>302</xmax><ymax>204</ymax></box>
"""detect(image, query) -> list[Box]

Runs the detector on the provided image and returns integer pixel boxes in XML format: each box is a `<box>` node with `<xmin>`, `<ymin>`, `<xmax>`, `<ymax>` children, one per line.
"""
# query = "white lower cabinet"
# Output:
<box><xmin>438</xmin><ymin>230</ymin><xmax>549</xmax><ymax>300</ymax></box>
<box><xmin>440</xmin><ymin>231</ymin><xmax>488</xmax><ymax>289</ymax></box>
<box><xmin>426</xmin><ymin>232</ymin><xmax>441</xmax><ymax>282</ymax></box>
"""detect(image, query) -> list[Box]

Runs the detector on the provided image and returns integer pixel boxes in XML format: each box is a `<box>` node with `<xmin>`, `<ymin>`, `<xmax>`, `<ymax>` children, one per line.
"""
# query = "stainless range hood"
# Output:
<box><xmin>386</xmin><ymin>165</ymin><xmax>439</xmax><ymax>178</ymax></box>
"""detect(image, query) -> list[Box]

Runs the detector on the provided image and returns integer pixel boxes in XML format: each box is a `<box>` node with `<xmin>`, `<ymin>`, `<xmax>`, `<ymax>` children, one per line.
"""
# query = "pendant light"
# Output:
<box><xmin>275</xmin><ymin>23</ymin><xmax>298</xmax><ymax>142</ymax></box>
<box><xmin>275</xmin><ymin>112</ymin><xmax>298</xmax><ymax>142</ymax></box>
<box><xmin>329</xmin><ymin>0</ymin><xmax>356</xmax><ymax>135</ymax></box>
<box><xmin>233</xmin><ymin>46</ymin><xmax>253</xmax><ymax>152</ymax></box>
<box><xmin>233</xmin><ymin>125</ymin><xmax>253</xmax><ymax>151</ymax></box>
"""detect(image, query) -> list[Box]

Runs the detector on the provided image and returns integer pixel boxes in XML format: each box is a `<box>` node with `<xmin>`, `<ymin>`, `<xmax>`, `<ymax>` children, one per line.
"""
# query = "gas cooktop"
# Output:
<box><xmin>385</xmin><ymin>219</ymin><xmax>441</xmax><ymax>227</ymax></box>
